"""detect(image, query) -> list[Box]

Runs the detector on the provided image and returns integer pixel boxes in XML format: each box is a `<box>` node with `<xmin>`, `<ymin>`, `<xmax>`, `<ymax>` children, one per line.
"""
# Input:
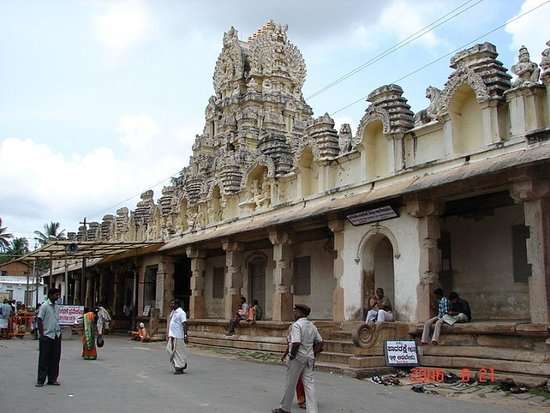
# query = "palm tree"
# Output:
<box><xmin>34</xmin><ymin>222</ymin><xmax>66</xmax><ymax>246</ymax></box>
<box><xmin>0</xmin><ymin>218</ymin><xmax>13</xmax><ymax>251</ymax></box>
<box><xmin>6</xmin><ymin>237</ymin><xmax>29</xmax><ymax>257</ymax></box>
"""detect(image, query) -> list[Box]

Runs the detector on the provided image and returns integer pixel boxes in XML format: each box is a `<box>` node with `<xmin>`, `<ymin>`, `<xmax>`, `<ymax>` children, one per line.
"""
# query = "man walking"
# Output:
<box><xmin>166</xmin><ymin>300</ymin><xmax>188</xmax><ymax>374</ymax></box>
<box><xmin>273</xmin><ymin>304</ymin><xmax>323</xmax><ymax>413</ymax></box>
<box><xmin>36</xmin><ymin>288</ymin><xmax>62</xmax><ymax>387</ymax></box>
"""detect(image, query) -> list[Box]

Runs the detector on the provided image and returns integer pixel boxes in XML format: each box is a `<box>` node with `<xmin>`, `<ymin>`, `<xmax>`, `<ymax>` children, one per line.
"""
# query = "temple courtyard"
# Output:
<box><xmin>0</xmin><ymin>336</ymin><xmax>544</xmax><ymax>413</ymax></box>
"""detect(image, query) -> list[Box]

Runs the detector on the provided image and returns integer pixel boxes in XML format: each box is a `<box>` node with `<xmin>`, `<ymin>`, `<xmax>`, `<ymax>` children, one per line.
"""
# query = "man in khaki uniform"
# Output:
<box><xmin>273</xmin><ymin>304</ymin><xmax>323</xmax><ymax>413</ymax></box>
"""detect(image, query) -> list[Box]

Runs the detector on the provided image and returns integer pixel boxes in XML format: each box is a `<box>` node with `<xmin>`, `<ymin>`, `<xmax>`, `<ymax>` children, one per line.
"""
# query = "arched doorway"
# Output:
<box><xmin>248</xmin><ymin>255</ymin><xmax>266</xmax><ymax>315</ymax></box>
<box><xmin>360</xmin><ymin>230</ymin><xmax>397</xmax><ymax>320</ymax></box>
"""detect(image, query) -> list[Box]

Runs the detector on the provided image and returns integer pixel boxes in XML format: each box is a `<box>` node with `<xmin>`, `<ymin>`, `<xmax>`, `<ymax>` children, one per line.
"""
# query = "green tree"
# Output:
<box><xmin>7</xmin><ymin>237</ymin><xmax>29</xmax><ymax>257</ymax></box>
<box><xmin>0</xmin><ymin>218</ymin><xmax>13</xmax><ymax>251</ymax></box>
<box><xmin>34</xmin><ymin>222</ymin><xmax>66</xmax><ymax>246</ymax></box>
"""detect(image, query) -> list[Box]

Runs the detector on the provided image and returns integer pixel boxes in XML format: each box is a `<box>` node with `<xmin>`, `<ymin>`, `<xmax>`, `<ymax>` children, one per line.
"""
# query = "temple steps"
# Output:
<box><xmin>323</xmin><ymin>339</ymin><xmax>355</xmax><ymax>354</ymax></box>
<box><xmin>316</xmin><ymin>351</ymin><xmax>352</xmax><ymax>365</ymax></box>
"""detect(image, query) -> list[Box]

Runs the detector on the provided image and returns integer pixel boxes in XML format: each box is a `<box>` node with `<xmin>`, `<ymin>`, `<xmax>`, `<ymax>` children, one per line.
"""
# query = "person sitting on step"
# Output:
<box><xmin>365</xmin><ymin>288</ymin><xmax>394</xmax><ymax>324</ymax></box>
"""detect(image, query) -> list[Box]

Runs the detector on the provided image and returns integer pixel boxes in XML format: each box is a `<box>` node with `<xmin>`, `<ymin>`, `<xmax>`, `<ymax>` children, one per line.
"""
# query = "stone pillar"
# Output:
<box><xmin>329</xmin><ymin>218</ymin><xmax>345</xmax><ymax>322</ymax></box>
<box><xmin>137</xmin><ymin>265</ymin><xmax>145</xmax><ymax>315</ymax></box>
<box><xmin>406</xmin><ymin>195</ymin><xmax>441</xmax><ymax>322</ymax></box>
<box><xmin>543</xmin><ymin>73</ymin><xmax>550</xmax><ymax>126</ymax></box>
<box><xmin>74</xmin><ymin>278</ymin><xmax>81</xmax><ymax>306</ymax></box>
<box><xmin>269</xmin><ymin>229</ymin><xmax>294</xmax><ymax>321</ymax></box>
<box><xmin>505</xmin><ymin>86</ymin><xmax>546</xmax><ymax>138</ymax></box>
<box><xmin>480</xmin><ymin>100</ymin><xmax>500</xmax><ymax>145</ymax></box>
<box><xmin>441</xmin><ymin>115</ymin><xmax>453</xmax><ymax>157</ymax></box>
<box><xmin>186</xmin><ymin>246</ymin><xmax>206</xmax><ymax>320</ymax></box>
<box><xmin>84</xmin><ymin>275</ymin><xmax>93</xmax><ymax>308</ymax></box>
<box><xmin>112</xmin><ymin>272</ymin><xmax>119</xmax><ymax>316</ymax></box>
<box><xmin>157</xmin><ymin>256</ymin><xmax>175</xmax><ymax>318</ymax></box>
<box><xmin>511</xmin><ymin>178</ymin><xmax>550</xmax><ymax>323</ymax></box>
<box><xmin>222</xmin><ymin>240</ymin><xmax>243</xmax><ymax>320</ymax></box>
<box><xmin>392</xmin><ymin>134</ymin><xmax>405</xmax><ymax>172</ymax></box>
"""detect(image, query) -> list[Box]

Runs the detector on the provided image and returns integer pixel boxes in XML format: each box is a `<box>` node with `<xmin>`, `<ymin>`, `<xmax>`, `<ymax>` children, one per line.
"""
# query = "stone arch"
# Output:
<box><xmin>356</xmin><ymin>115</ymin><xmax>392</xmax><ymax>179</ymax></box>
<box><xmin>355</xmin><ymin>226</ymin><xmax>400</xmax><ymax>319</ymax></box>
<box><xmin>245</xmin><ymin>251</ymin><xmax>268</xmax><ymax>314</ymax></box>
<box><xmin>438</xmin><ymin>65</ymin><xmax>490</xmax><ymax>118</ymax></box>
<box><xmin>355</xmin><ymin>106</ymin><xmax>391</xmax><ymax>145</ymax></box>
<box><xmin>294</xmin><ymin>144</ymin><xmax>319</xmax><ymax>198</ymax></box>
<box><xmin>241</xmin><ymin>156</ymin><xmax>275</xmax><ymax>190</ymax></box>
<box><xmin>448</xmin><ymin>83</ymin><xmax>484</xmax><ymax>154</ymax></box>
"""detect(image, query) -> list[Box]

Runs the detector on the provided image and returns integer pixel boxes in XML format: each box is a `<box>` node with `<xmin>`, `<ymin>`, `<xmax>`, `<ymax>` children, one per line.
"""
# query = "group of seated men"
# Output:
<box><xmin>227</xmin><ymin>296</ymin><xmax>263</xmax><ymax>336</ymax></box>
<box><xmin>365</xmin><ymin>287</ymin><xmax>472</xmax><ymax>345</ymax></box>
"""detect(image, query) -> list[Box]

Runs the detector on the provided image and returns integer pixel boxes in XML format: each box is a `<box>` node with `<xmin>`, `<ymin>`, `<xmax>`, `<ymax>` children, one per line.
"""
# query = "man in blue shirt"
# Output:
<box><xmin>421</xmin><ymin>288</ymin><xmax>450</xmax><ymax>345</ymax></box>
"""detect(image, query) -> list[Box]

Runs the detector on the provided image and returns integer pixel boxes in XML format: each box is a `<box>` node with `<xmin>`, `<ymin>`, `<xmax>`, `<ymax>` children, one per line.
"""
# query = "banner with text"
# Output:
<box><xmin>58</xmin><ymin>305</ymin><xmax>84</xmax><ymax>326</ymax></box>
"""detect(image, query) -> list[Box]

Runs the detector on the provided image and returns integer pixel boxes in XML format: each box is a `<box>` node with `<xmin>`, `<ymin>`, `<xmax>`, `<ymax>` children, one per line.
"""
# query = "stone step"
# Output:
<box><xmin>188</xmin><ymin>333</ymin><xmax>286</xmax><ymax>353</ymax></box>
<box><xmin>420</xmin><ymin>345</ymin><xmax>547</xmax><ymax>363</ymax></box>
<box><xmin>329</xmin><ymin>331</ymin><xmax>353</xmax><ymax>341</ymax></box>
<box><xmin>323</xmin><ymin>339</ymin><xmax>355</xmax><ymax>353</ymax></box>
<box><xmin>317</xmin><ymin>351</ymin><xmax>352</xmax><ymax>365</ymax></box>
<box><xmin>420</xmin><ymin>355</ymin><xmax>550</xmax><ymax>377</ymax></box>
<box><xmin>315</xmin><ymin>361</ymin><xmax>392</xmax><ymax>379</ymax></box>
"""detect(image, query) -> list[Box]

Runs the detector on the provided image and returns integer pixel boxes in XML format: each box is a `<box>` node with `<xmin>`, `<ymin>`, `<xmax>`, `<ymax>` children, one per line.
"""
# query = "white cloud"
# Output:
<box><xmin>506</xmin><ymin>0</ymin><xmax>550</xmax><ymax>60</ymax></box>
<box><xmin>0</xmin><ymin>114</ymin><xmax>200</xmax><ymax>238</ymax></box>
<box><xmin>94</xmin><ymin>0</ymin><xmax>152</xmax><ymax>58</ymax></box>
<box><xmin>354</xmin><ymin>0</ymin><xmax>442</xmax><ymax>50</ymax></box>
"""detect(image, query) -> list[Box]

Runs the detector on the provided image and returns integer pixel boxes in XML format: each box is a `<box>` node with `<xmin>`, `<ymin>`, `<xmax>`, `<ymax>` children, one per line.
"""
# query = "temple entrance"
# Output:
<box><xmin>248</xmin><ymin>256</ymin><xmax>266</xmax><ymax>315</ymax></box>
<box><xmin>360</xmin><ymin>230</ymin><xmax>396</xmax><ymax>320</ymax></box>
<box><xmin>174</xmin><ymin>258</ymin><xmax>192</xmax><ymax>313</ymax></box>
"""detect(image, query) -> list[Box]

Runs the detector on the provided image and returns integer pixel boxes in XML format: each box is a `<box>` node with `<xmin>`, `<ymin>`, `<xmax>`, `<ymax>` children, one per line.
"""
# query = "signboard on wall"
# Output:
<box><xmin>58</xmin><ymin>305</ymin><xmax>84</xmax><ymax>326</ymax></box>
<box><xmin>347</xmin><ymin>205</ymin><xmax>399</xmax><ymax>226</ymax></box>
<box><xmin>384</xmin><ymin>340</ymin><xmax>419</xmax><ymax>367</ymax></box>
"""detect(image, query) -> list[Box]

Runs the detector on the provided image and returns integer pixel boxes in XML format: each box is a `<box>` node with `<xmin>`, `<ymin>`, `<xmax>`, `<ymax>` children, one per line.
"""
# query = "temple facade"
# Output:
<box><xmin>49</xmin><ymin>24</ymin><xmax>550</xmax><ymax>371</ymax></box>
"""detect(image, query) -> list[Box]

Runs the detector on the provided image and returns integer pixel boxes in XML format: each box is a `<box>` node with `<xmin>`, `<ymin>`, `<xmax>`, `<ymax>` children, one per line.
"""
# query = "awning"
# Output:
<box><xmin>18</xmin><ymin>240</ymin><xmax>164</xmax><ymax>261</ymax></box>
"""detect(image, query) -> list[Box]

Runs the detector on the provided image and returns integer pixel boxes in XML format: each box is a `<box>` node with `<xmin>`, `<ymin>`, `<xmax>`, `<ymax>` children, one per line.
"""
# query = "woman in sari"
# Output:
<box><xmin>82</xmin><ymin>308</ymin><xmax>97</xmax><ymax>360</ymax></box>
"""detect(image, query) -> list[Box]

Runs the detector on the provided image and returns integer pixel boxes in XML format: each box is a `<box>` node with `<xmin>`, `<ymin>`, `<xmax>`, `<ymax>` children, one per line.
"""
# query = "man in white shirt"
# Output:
<box><xmin>166</xmin><ymin>299</ymin><xmax>188</xmax><ymax>374</ymax></box>
<box><xmin>273</xmin><ymin>304</ymin><xmax>323</xmax><ymax>413</ymax></box>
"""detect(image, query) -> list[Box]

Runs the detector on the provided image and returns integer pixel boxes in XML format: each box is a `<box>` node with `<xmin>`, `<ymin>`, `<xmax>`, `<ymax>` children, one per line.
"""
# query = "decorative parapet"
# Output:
<box><xmin>258</xmin><ymin>131</ymin><xmax>293</xmax><ymax>176</ymax></box>
<box><xmin>133</xmin><ymin>190</ymin><xmax>155</xmax><ymax>225</ymax></box>
<box><xmin>100</xmin><ymin>215</ymin><xmax>114</xmax><ymax>240</ymax></box>
<box><xmin>87</xmin><ymin>222</ymin><xmax>100</xmax><ymax>241</ymax></box>
<box><xmin>436</xmin><ymin>42</ymin><xmax>511</xmax><ymax>117</ymax></box>
<box><xmin>356</xmin><ymin>84</ymin><xmax>414</xmax><ymax>142</ymax></box>
<box><xmin>158</xmin><ymin>186</ymin><xmax>176</xmax><ymax>216</ymax></box>
<box><xmin>305</xmin><ymin>113</ymin><xmax>340</xmax><ymax>159</ymax></box>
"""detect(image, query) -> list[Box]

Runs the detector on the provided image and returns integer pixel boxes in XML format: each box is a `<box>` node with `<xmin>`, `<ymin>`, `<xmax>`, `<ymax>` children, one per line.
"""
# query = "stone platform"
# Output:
<box><xmin>410</xmin><ymin>321</ymin><xmax>550</xmax><ymax>385</ymax></box>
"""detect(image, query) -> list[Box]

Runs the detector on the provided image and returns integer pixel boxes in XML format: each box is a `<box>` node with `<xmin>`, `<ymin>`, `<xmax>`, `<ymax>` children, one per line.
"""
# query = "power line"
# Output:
<box><xmin>306</xmin><ymin>0</ymin><xmax>486</xmax><ymax>100</ymax></box>
<box><xmin>330</xmin><ymin>0</ymin><xmax>550</xmax><ymax>116</ymax></box>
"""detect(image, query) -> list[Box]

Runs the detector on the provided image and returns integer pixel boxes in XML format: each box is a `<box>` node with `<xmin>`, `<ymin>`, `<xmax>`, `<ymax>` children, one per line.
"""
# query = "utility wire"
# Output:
<box><xmin>330</xmin><ymin>0</ymin><xmax>550</xmax><ymax>116</ymax></box>
<box><xmin>58</xmin><ymin>0</ymin><xmax>548</xmax><ymax>227</ymax></box>
<box><xmin>306</xmin><ymin>0</ymin><xmax>486</xmax><ymax>100</ymax></box>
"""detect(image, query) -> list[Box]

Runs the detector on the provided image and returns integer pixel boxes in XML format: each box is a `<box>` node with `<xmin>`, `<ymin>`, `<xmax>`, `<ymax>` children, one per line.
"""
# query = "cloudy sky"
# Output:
<box><xmin>0</xmin><ymin>0</ymin><xmax>549</xmax><ymax>243</ymax></box>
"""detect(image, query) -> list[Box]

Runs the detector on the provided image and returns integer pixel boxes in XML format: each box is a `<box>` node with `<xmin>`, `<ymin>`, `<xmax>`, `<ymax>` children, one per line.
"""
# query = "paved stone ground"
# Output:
<box><xmin>0</xmin><ymin>336</ymin><xmax>540</xmax><ymax>413</ymax></box>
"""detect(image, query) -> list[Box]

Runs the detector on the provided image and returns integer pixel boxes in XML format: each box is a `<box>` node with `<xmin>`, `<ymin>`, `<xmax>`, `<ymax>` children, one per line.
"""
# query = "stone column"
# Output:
<box><xmin>269</xmin><ymin>229</ymin><xmax>294</xmax><ymax>321</ymax></box>
<box><xmin>511</xmin><ymin>178</ymin><xmax>550</xmax><ymax>323</ymax></box>
<box><xmin>112</xmin><ymin>272</ymin><xmax>119</xmax><ymax>316</ymax></box>
<box><xmin>222</xmin><ymin>240</ymin><xmax>243</xmax><ymax>319</ymax></box>
<box><xmin>406</xmin><ymin>195</ymin><xmax>441</xmax><ymax>322</ymax></box>
<box><xmin>187</xmin><ymin>246</ymin><xmax>207</xmax><ymax>319</ymax></box>
<box><xmin>505</xmin><ymin>86</ymin><xmax>546</xmax><ymax>138</ymax></box>
<box><xmin>329</xmin><ymin>218</ymin><xmax>345</xmax><ymax>322</ymax></box>
<box><xmin>480</xmin><ymin>100</ymin><xmax>500</xmax><ymax>145</ymax></box>
<box><xmin>157</xmin><ymin>256</ymin><xmax>175</xmax><ymax>318</ymax></box>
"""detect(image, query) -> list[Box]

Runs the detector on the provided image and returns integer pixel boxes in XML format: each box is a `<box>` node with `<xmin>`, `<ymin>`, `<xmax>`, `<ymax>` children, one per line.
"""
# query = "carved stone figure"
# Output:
<box><xmin>540</xmin><ymin>40</ymin><xmax>550</xmax><ymax>77</ymax></box>
<box><xmin>511</xmin><ymin>45</ymin><xmax>540</xmax><ymax>87</ymax></box>
<box><xmin>414</xmin><ymin>86</ymin><xmax>442</xmax><ymax>126</ymax></box>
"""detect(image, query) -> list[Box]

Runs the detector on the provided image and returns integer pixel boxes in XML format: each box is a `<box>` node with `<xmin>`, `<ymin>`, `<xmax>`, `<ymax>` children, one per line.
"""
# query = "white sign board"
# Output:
<box><xmin>384</xmin><ymin>340</ymin><xmax>419</xmax><ymax>367</ymax></box>
<box><xmin>58</xmin><ymin>305</ymin><xmax>84</xmax><ymax>326</ymax></box>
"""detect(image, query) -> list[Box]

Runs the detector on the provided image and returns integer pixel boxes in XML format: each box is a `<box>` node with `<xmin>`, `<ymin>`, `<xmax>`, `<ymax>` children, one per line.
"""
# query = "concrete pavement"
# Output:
<box><xmin>0</xmin><ymin>336</ymin><xmax>519</xmax><ymax>413</ymax></box>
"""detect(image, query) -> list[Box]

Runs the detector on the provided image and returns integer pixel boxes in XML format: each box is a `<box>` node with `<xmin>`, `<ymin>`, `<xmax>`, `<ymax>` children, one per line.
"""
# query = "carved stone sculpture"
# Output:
<box><xmin>511</xmin><ymin>45</ymin><xmax>540</xmax><ymax>87</ymax></box>
<box><xmin>540</xmin><ymin>40</ymin><xmax>550</xmax><ymax>77</ymax></box>
<box><xmin>414</xmin><ymin>86</ymin><xmax>442</xmax><ymax>126</ymax></box>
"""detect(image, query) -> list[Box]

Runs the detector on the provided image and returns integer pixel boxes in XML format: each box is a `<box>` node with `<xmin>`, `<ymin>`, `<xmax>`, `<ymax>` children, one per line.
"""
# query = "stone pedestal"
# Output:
<box><xmin>505</xmin><ymin>85</ymin><xmax>546</xmax><ymax>137</ymax></box>
<box><xmin>269</xmin><ymin>229</ymin><xmax>294</xmax><ymax>321</ymax></box>
<box><xmin>222</xmin><ymin>240</ymin><xmax>243</xmax><ymax>320</ymax></box>
<box><xmin>187</xmin><ymin>246</ymin><xmax>206</xmax><ymax>319</ymax></box>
